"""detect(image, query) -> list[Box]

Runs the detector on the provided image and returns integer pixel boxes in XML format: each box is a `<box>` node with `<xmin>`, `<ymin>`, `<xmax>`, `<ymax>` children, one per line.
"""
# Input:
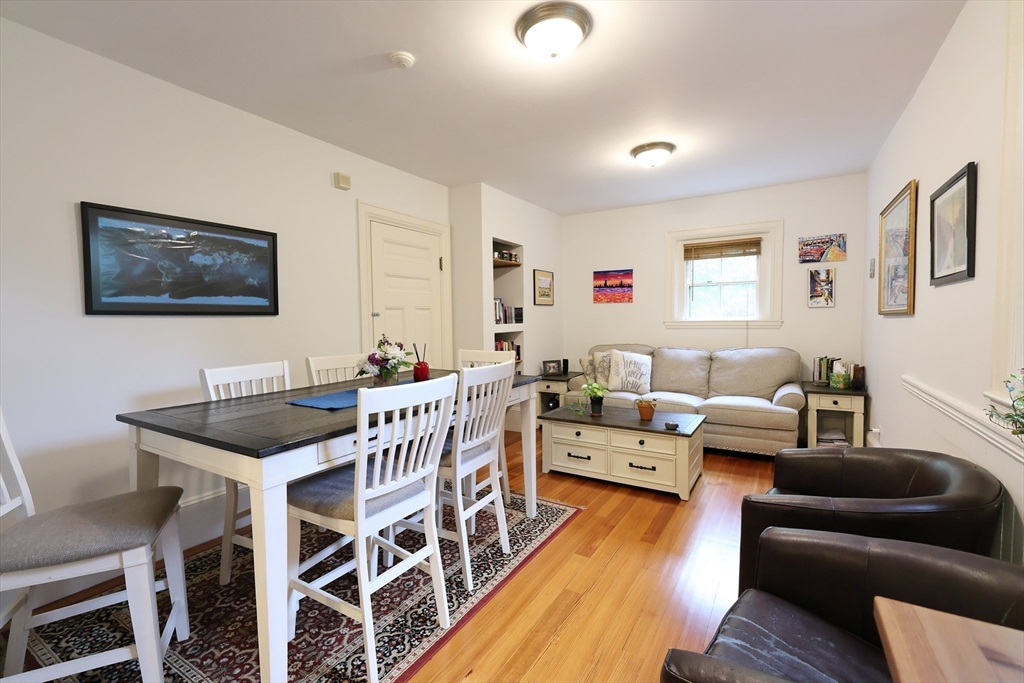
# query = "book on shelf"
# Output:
<box><xmin>493</xmin><ymin>298</ymin><xmax>519</xmax><ymax>325</ymax></box>
<box><xmin>493</xmin><ymin>340</ymin><xmax>522</xmax><ymax>361</ymax></box>
<box><xmin>816</xmin><ymin>428</ymin><xmax>850</xmax><ymax>448</ymax></box>
<box><xmin>812</xmin><ymin>357</ymin><xmax>864</xmax><ymax>388</ymax></box>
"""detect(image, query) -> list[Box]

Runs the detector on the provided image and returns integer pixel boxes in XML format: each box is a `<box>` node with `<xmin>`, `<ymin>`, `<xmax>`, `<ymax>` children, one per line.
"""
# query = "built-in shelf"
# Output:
<box><xmin>493</xmin><ymin>258</ymin><xmax>522</xmax><ymax>268</ymax></box>
<box><xmin>494</xmin><ymin>323</ymin><xmax>524</xmax><ymax>332</ymax></box>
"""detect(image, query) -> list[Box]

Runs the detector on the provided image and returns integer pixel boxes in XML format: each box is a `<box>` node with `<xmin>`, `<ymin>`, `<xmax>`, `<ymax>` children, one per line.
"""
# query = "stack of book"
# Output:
<box><xmin>493</xmin><ymin>298</ymin><xmax>520</xmax><ymax>325</ymax></box>
<box><xmin>813</xmin><ymin>357</ymin><xmax>864</xmax><ymax>388</ymax></box>
<box><xmin>494</xmin><ymin>339</ymin><xmax>521</xmax><ymax>361</ymax></box>
<box><xmin>817</xmin><ymin>428</ymin><xmax>850</xmax><ymax>448</ymax></box>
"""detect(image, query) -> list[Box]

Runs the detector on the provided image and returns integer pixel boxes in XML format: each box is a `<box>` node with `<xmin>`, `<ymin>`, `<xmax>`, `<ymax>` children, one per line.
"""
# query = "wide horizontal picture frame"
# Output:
<box><xmin>929</xmin><ymin>161</ymin><xmax>977</xmax><ymax>286</ymax></box>
<box><xmin>81</xmin><ymin>202</ymin><xmax>279</xmax><ymax>315</ymax></box>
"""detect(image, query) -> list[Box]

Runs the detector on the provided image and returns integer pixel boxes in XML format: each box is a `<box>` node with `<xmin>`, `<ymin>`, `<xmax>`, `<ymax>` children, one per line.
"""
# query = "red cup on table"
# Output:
<box><xmin>413</xmin><ymin>362</ymin><xmax>430</xmax><ymax>382</ymax></box>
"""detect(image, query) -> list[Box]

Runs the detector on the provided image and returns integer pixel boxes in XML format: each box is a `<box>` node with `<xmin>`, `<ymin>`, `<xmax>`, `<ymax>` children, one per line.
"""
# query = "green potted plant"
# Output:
<box><xmin>986</xmin><ymin>371</ymin><xmax>1024</xmax><ymax>442</ymax></box>
<box><xmin>581</xmin><ymin>382</ymin><xmax>609</xmax><ymax>416</ymax></box>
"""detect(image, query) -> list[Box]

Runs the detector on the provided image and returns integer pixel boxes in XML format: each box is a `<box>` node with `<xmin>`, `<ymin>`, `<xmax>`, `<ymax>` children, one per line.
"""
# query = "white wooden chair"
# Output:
<box><xmin>285</xmin><ymin>374</ymin><xmax>457</xmax><ymax>683</ymax></box>
<box><xmin>457</xmin><ymin>349</ymin><xmax>516</xmax><ymax>504</ymax></box>
<box><xmin>200</xmin><ymin>360</ymin><xmax>290</xmax><ymax>585</ymax></box>
<box><xmin>436</xmin><ymin>360</ymin><xmax>515</xmax><ymax>591</ymax></box>
<box><xmin>306</xmin><ymin>353</ymin><xmax>367</xmax><ymax>386</ymax></box>
<box><xmin>0</xmin><ymin>409</ymin><xmax>190</xmax><ymax>682</ymax></box>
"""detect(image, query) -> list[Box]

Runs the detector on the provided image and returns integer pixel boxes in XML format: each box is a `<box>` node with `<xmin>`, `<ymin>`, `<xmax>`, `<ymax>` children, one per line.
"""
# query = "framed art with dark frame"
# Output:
<box><xmin>929</xmin><ymin>162</ymin><xmax>977</xmax><ymax>286</ymax></box>
<box><xmin>534</xmin><ymin>269</ymin><xmax>554</xmax><ymax>305</ymax></box>
<box><xmin>81</xmin><ymin>202</ymin><xmax>279</xmax><ymax>315</ymax></box>
<box><xmin>878</xmin><ymin>180</ymin><xmax>917</xmax><ymax>315</ymax></box>
<box><xmin>542</xmin><ymin>360</ymin><xmax>562</xmax><ymax>375</ymax></box>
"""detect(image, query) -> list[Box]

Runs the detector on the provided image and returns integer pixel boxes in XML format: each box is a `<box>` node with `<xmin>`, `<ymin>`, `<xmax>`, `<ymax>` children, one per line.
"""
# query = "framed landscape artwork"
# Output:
<box><xmin>81</xmin><ymin>202</ymin><xmax>279</xmax><ymax>315</ymax></box>
<box><xmin>593</xmin><ymin>269</ymin><xmax>633</xmax><ymax>303</ymax></box>
<box><xmin>878</xmin><ymin>180</ymin><xmax>917</xmax><ymax>315</ymax></box>
<box><xmin>808</xmin><ymin>268</ymin><xmax>835</xmax><ymax>307</ymax></box>
<box><xmin>798</xmin><ymin>233</ymin><xmax>847</xmax><ymax>263</ymax></box>
<box><xmin>930</xmin><ymin>162</ymin><xmax>977</xmax><ymax>286</ymax></box>
<box><xmin>534</xmin><ymin>269</ymin><xmax>554</xmax><ymax>305</ymax></box>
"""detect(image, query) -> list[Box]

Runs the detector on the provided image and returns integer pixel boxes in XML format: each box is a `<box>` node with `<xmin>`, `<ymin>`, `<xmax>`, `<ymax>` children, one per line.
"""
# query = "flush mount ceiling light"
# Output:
<box><xmin>515</xmin><ymin>2</ymin><xmax>593</xmax><ymax>60</ymax></box>
<box><xmin>630</xmin><ymin>141</ymin><xmax>676</xmax><ymax>167</ymax></box>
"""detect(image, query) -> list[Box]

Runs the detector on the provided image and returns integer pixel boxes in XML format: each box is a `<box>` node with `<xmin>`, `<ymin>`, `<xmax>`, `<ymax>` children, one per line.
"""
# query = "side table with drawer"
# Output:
<box><xmin>537</xmin><ymin>371</ymin><xmax>583</xmax><ymax>414</ymax></box>
<box><xmin>802</xmin><ymin>381</ymin><xmax>868</xmax><ymax>448</ymax></box>
<box><xmin>540</xmin><ymin>406</ymin><xmax>705</xmax><ymax>500</ymax></box>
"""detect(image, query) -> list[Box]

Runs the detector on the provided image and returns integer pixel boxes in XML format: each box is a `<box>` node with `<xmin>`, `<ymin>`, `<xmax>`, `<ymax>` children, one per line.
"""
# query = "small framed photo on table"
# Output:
<box><xmin>930</xmin><ymin>162</ymin><xmax>976</xmax><ymax>286</ymax></box>
<box><xmin>542</xmin><ymin>360</ymin><xmax>562</xmax><ymax>375</ymax></box>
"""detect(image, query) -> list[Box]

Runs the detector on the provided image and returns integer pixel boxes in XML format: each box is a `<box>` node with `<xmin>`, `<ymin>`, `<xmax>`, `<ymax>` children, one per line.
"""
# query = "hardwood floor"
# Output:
<box><xmin>410</xmin><ymin>430</ymin><xmax>775</xmax><ymax>683</ymax></box>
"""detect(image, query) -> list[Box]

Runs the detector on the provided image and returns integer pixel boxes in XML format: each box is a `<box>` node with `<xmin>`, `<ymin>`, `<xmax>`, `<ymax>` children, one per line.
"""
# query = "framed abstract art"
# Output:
<box><xmin>929</xmin><ymin>162</ymin><xmax>977</xmax><ymax>286</ymax></box>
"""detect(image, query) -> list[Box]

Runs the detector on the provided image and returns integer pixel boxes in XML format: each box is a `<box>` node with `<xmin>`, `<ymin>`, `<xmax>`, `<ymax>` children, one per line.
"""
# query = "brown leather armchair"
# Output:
<box><xmin>662</xmin><ymin>528</ymin><xmax>1024</xmax><ymax>683</ymax></box>
<box><xmin>738</xmin><ymin>447</ymin><xmax>1004</xmax><ymax>592</ymax></box>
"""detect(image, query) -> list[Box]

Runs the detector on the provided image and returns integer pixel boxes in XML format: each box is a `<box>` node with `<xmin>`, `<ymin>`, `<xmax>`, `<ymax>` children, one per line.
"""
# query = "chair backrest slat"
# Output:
<box><xmin>306</xmin><ymin>353</ymin><xmax>367</xmax><ymax>386</ymax></box>
<box><xmin>200</xmin><ymin>361</ymin><xmax>291</xmax><ymax>401</ymax></box>
<box><xmin>453</xmin><ymin>361</ymin><xmax>515</xmax><ymax>463</ymax></box>
<box><xmin>355</xmin><ymin>375</ymin><xmax>458</xmax><ymax>515</ymax></box>
<box><xmin>0</xmin><ymin>409</ymin><xmax>35</xmax><ymax>523</ymax></box>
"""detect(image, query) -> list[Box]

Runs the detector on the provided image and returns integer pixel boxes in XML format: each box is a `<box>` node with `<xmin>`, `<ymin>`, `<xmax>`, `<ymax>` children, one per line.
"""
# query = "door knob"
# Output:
<box><xmin>371</xmin><ymin>312</ymin><xmax>381</xmax><ymax>318</ymax></box>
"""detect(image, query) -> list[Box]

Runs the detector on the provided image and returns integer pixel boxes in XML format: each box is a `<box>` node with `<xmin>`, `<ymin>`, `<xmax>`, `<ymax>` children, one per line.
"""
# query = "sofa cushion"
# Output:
<box><xmin>579</xmin><ymin>356</ymin><xmax>596</xmax><ymax>383</ymax></box>
<box><xmin>708</xmin><ymin>347</ymin><xmax>801</xmax><ymax>400</ymax></box>
<box><xmin>699</xmin><ymin>396</ymin><xmax>799</xmax><ymax>431</ymax></box>
<box><xmin>705</xmin><ymin>589</ymin><xmax>891</xmax><ymax>683</ymax></box>
<box><xmin>650</xmin><ymin>347</ymin><xmax>712</xmax><ymax>398</ymax></box>
<box><xmin>608</xmin><ymin>350</ymin><xmax>652</xmax><ymax>394</ymax></box>
<box><xmin>592</xmin><ymin>351</ymin><xmax>612</xmax><ymax>386</ymax></box>
<box><xmin>588</xmin><ymin>343</ymin><xmax>655</xmax><ymax>357</ymax></box>
<box><xmin>642</xmin><ymin>391</ymin><xmax>702</xmax><ymax>414</ymax></box>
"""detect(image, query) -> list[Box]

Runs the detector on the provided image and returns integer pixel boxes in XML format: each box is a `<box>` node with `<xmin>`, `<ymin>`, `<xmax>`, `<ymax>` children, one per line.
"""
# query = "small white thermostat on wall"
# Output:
<box><xmin>333</xmin><ymin>172</ymin><xmax>351</xmax><ymax>191</ymax></box>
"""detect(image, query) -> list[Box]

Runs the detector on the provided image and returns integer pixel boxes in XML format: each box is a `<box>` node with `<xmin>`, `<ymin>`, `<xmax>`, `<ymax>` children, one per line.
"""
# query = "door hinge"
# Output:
<box><xmin>439</xmin><ymin>256</ymin><xmax>443</xmax><ymax>271</ymax></box>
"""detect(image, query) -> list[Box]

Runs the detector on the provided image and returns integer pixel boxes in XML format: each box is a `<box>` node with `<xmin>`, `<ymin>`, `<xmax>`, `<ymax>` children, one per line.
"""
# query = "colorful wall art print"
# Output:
<box><xmin>808</xmin><ymin>268</ymin><xmax>835</xmax><ymax>308</ymax></box>
<box><xmin>81</xmin><ymin>202</ymin><xmax>279</xmax><ymax>315</ymax></box>
<box><xmin>798</xmin><ymin>233</ymin><xmax>847</xmax><ymax>262</ymax></box>
<box><xmin>593</xmin><ymin>269</ymin><xmax>633</xmax><ymax>303</ymax></box>
<box><xmin>878</xmin><ymin>180</ymin><xmax>917</xmax><ymax>315</ymax></box>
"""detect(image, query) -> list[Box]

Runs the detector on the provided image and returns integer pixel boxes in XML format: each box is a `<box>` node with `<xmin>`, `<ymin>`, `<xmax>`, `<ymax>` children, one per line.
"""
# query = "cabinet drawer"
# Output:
<box><xmin>551</xmin><ymin>441</ymin><xmax>608</xmax><ymax>474</ymax></box>
<box><xmin>551</xmin><ymin>424</ymin><xmax>608</xmax><ymax>445</ymax></box>
<box><xmin>609</xmin><ymin>430</ymin><xmax>675</xmax><ymax>455</ymax></box>
<box><xmin>814</xmin><ymin>395</ymin><xmax>853</xmax><ymax>410</ymax></box>
<box><xmin>610</xmin><ymin>450</ymin><xmax>676</xmax><ymax>487</ymax></box>
<box><xmin>540</xmin><ymin>381</ymin><xmax>569</xmax><ymax>395</ymax></box>
<box><xmin>318</xmin><ymin>433</ymin><xmax>360</xmax><ymax>465</ymax></box>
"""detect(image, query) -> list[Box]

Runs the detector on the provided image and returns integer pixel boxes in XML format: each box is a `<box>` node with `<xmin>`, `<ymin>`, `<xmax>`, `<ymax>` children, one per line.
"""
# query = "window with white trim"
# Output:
<box><xmin>664</xmin><ymin>220</ymin><xmax>783</xmax><ymax>329</ymax></box>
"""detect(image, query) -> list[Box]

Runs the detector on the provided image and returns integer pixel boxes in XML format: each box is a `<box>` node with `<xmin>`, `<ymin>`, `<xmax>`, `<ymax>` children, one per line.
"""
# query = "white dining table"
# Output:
<box><xmin>118</xmin><ymin>371</ymin><xmax>540</xmax><ymax>682</ymax></box>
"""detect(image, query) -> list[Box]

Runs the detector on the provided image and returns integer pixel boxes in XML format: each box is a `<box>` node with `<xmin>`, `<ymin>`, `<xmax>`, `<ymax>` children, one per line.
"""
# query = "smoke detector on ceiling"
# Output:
<box><xmin>390</xmin><ymin>52</ymin><xmax>416</xmax><ymax>68</ymax></box>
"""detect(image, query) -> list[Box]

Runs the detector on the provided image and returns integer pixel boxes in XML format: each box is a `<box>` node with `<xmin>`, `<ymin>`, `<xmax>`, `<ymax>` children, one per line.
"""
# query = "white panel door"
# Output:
<box><xmin>370</xmin><ymin>220</ymin><xmax>443</xmax><ymax>361</ymax></box>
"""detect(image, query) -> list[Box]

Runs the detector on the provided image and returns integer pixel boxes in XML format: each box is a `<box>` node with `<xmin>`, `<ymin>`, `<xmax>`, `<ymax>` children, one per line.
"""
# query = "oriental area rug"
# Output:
<box><xmin>3</xmin><ymin>493</ymin><xmax>578</xmax><ymax>682</ymax></box>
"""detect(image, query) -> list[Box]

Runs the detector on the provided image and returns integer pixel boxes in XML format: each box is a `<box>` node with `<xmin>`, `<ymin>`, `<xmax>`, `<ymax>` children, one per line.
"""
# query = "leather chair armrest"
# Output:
<box><xmin>772</xmin><ymin>382</ymin><xmax>805</xmax><ymax>411</ymax></box>
<box><xmin>738</xmin><ymin>494</ymin><xmax>835</xmax><ymax>592</ymax></box>
<box><xmin>773</xmin><ymin>448</ymin><xmax>844</xmax><ymax>495</ymax></box>
<box><xmin>662</xmin><ymin>649</ymin><xmax>792</xmax><ymax>683</ymax></box>
<box><xmin>754</xmin><ymin>528</ymin><xmax>1024</xmax><ymax>647</ymax></box>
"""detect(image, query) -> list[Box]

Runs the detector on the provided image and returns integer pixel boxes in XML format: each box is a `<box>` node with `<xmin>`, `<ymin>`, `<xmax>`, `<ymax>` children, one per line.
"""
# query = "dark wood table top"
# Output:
<box><xmin>539</xmin><ymin>405</ymin><xmax>705</xmax><ymax>437</ymax></box>
<box><xmin>540</xmin><ymin>371</ymin><xmax>583</xmax><ymax>382</ymax></box>
<box><xmin>801</xmin><ymin>380</ymin><xmax>869</xmax><ymax>397</ymax></box>
<box><xmin>117</xmin><ymin>370</ymin><xmax>541</xmax><ymax>459</ymax></box>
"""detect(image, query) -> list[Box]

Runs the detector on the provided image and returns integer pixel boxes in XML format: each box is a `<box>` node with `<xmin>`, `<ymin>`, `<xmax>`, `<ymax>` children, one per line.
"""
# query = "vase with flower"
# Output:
<box><xmin>356</xmin><ymin>334</ymin><xmax>414</xmax><ymax>386</ymax></box>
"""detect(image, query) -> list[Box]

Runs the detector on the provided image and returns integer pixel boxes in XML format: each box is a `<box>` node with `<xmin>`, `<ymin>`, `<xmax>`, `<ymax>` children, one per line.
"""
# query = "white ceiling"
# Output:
<box><xmin>0</xmin><ymin>0</ymin><xmax>964</xmax><ymax>216</ymax></box>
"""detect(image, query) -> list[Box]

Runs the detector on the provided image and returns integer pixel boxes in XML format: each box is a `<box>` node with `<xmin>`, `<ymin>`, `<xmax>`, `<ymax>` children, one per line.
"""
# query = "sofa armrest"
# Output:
<box><xmin>772</xmin><ymin>382</ymin><xmax>805</xmax><ymax>411</ymax></box>
<box><xmin>567</xmin><ymin>375</ymin><xmax>587</xmax><ymax>391</ymax></box>
<box><xmin>662</xmin><ymin>649</ymin><xmax>792</xmax><ymax>683</ymax></box>
<box><xmin>753</xmin><ymin>528</ymin><xmax>1024</xmax><ymax>647</ymax></box>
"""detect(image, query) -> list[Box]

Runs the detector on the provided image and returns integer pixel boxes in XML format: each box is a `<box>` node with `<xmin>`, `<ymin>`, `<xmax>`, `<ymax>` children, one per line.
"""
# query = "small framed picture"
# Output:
<box><xmin>930</xmin><ymin>162</ymin><xmax>977</xmax><ymax>286</ymax></box>
<box><xmin>534</xmin><ymin>269</ymin><xmax>554</xmax><ymax>305</ymax></box>
<box><xmin>542</xmin><ymin>360</ymin><xmax>562</xmax><ymax>375</ymax></box>
<box><xmin>808</xmin><ymin>268</ymin><xmax>835</xmax><ymax>307</ymax></box>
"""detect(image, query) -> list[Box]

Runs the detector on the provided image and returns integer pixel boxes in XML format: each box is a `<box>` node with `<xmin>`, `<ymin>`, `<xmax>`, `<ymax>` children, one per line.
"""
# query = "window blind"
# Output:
<box><xmin>684</xmin><ymin>238</ymin><xmax>761</xmax><ymax>261</ymax></box>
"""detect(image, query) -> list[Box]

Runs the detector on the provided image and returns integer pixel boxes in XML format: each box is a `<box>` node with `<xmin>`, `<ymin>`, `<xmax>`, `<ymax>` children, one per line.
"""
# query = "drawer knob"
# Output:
<box><xmin>546</xmin><ymin>384</ymin><xmax>552</xmax><ymax>389</ymax></box>
<box><xmin>629</xmin><ymin>462</ymin><xmax>656</xmax><ymax>472</ymax></box>
<box><xmin>568</xmin><ymin>452</ymin><xmax>591</xmax><ymax>461</ymax></box>
<box><xmin>833</xmin><ymin>399</ymin><xmax>839</xmax><ymax>406</ymax></box>
<box><xmin>639</xmin><ymin>439</ymin><xmax>645</xmax><ymax>446</ymax></box>
<box><xmin>575</xmin><ymin>431</ymin><xmax>581</xmax><ymax>437</ymax></box>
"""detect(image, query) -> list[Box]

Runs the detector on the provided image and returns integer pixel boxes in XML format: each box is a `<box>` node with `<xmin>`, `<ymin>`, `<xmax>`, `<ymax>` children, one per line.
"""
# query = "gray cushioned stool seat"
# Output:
<box><xmin>439</xmin><ymin>432</ymin><xmax>490</xmax><ymax>467</ymax></box>
<box><xmin>289</xmin><ymin>462</ymin><xmax>426</xmax><ymax>520</ymax></box>
<box><xmin>0</xmin><ymin>486</ymin><xmax>183</xmax><ymax>573</ymax></box>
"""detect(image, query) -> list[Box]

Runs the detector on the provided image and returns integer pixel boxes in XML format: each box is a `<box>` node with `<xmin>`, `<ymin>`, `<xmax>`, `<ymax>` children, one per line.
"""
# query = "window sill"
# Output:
<box><xmin>663</xmin><ymin>319</ymin><xmax>783</xmax><ymax>330</ymax></box>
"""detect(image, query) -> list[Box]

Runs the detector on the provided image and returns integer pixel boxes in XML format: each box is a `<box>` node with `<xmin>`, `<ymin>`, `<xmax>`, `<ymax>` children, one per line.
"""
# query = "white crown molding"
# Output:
<box><xmin>902</xmin><ymin>374</ymin><xmax>1023</xmax><ymax>464</ymax></box>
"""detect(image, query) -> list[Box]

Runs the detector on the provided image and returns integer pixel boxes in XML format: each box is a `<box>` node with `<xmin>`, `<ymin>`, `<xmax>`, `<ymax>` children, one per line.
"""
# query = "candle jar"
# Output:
<box><xmin>413</xmin><ymin>362</ymin><xmax>430</xmax><ymax>382</ymax></box>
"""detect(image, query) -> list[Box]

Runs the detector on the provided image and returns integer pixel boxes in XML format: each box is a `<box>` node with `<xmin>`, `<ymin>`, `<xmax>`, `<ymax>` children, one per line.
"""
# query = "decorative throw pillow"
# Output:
<box><xmin>579</xmin><ymin>356</ymin><xmax>596</xmax><ymax>383</ymax></box>
<box><xmin>592</xmin><ymin>351</ymin><xmax>612</xmax><ymax>387</ymax></box>
<box><xmin>608</xmin><ymin>349</ymin><xmax>652</xmax><ymax>394</ymax></box>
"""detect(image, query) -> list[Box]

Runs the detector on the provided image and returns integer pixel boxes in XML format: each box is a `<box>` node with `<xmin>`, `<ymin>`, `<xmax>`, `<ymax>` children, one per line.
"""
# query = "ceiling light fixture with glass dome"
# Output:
<box><xmin>630</xmin><ymin>142</ymin><xmax>677</xmax><ymax>168</ymax></box>
<box><xmin>515</xmin><ymin>2</ymin><xmax>593</xmax><ymax>60</ymax></box>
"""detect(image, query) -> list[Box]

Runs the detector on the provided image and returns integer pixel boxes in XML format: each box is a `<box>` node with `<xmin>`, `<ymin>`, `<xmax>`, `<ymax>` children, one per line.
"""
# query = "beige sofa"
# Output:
<box><xmin>567</xmin><ymin>344</ymin><xmax>805</xmax><ymax>456</ymax></box>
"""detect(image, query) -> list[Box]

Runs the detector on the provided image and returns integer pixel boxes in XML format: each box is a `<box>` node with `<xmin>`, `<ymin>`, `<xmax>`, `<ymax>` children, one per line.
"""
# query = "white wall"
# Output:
<box><xmin>559</xmin><ymin>173</ymin><xmax>867</xmax><ymax>376</ymax></box>
<box><xmin>0</xmin><ymin>19</ymin><xmax>448</xmax><ymax>566</ymax></box>
<box><xmin>862</xmin><ymin>0</ymin><xmax>1023</xmax><ymax>561</ymax></box>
